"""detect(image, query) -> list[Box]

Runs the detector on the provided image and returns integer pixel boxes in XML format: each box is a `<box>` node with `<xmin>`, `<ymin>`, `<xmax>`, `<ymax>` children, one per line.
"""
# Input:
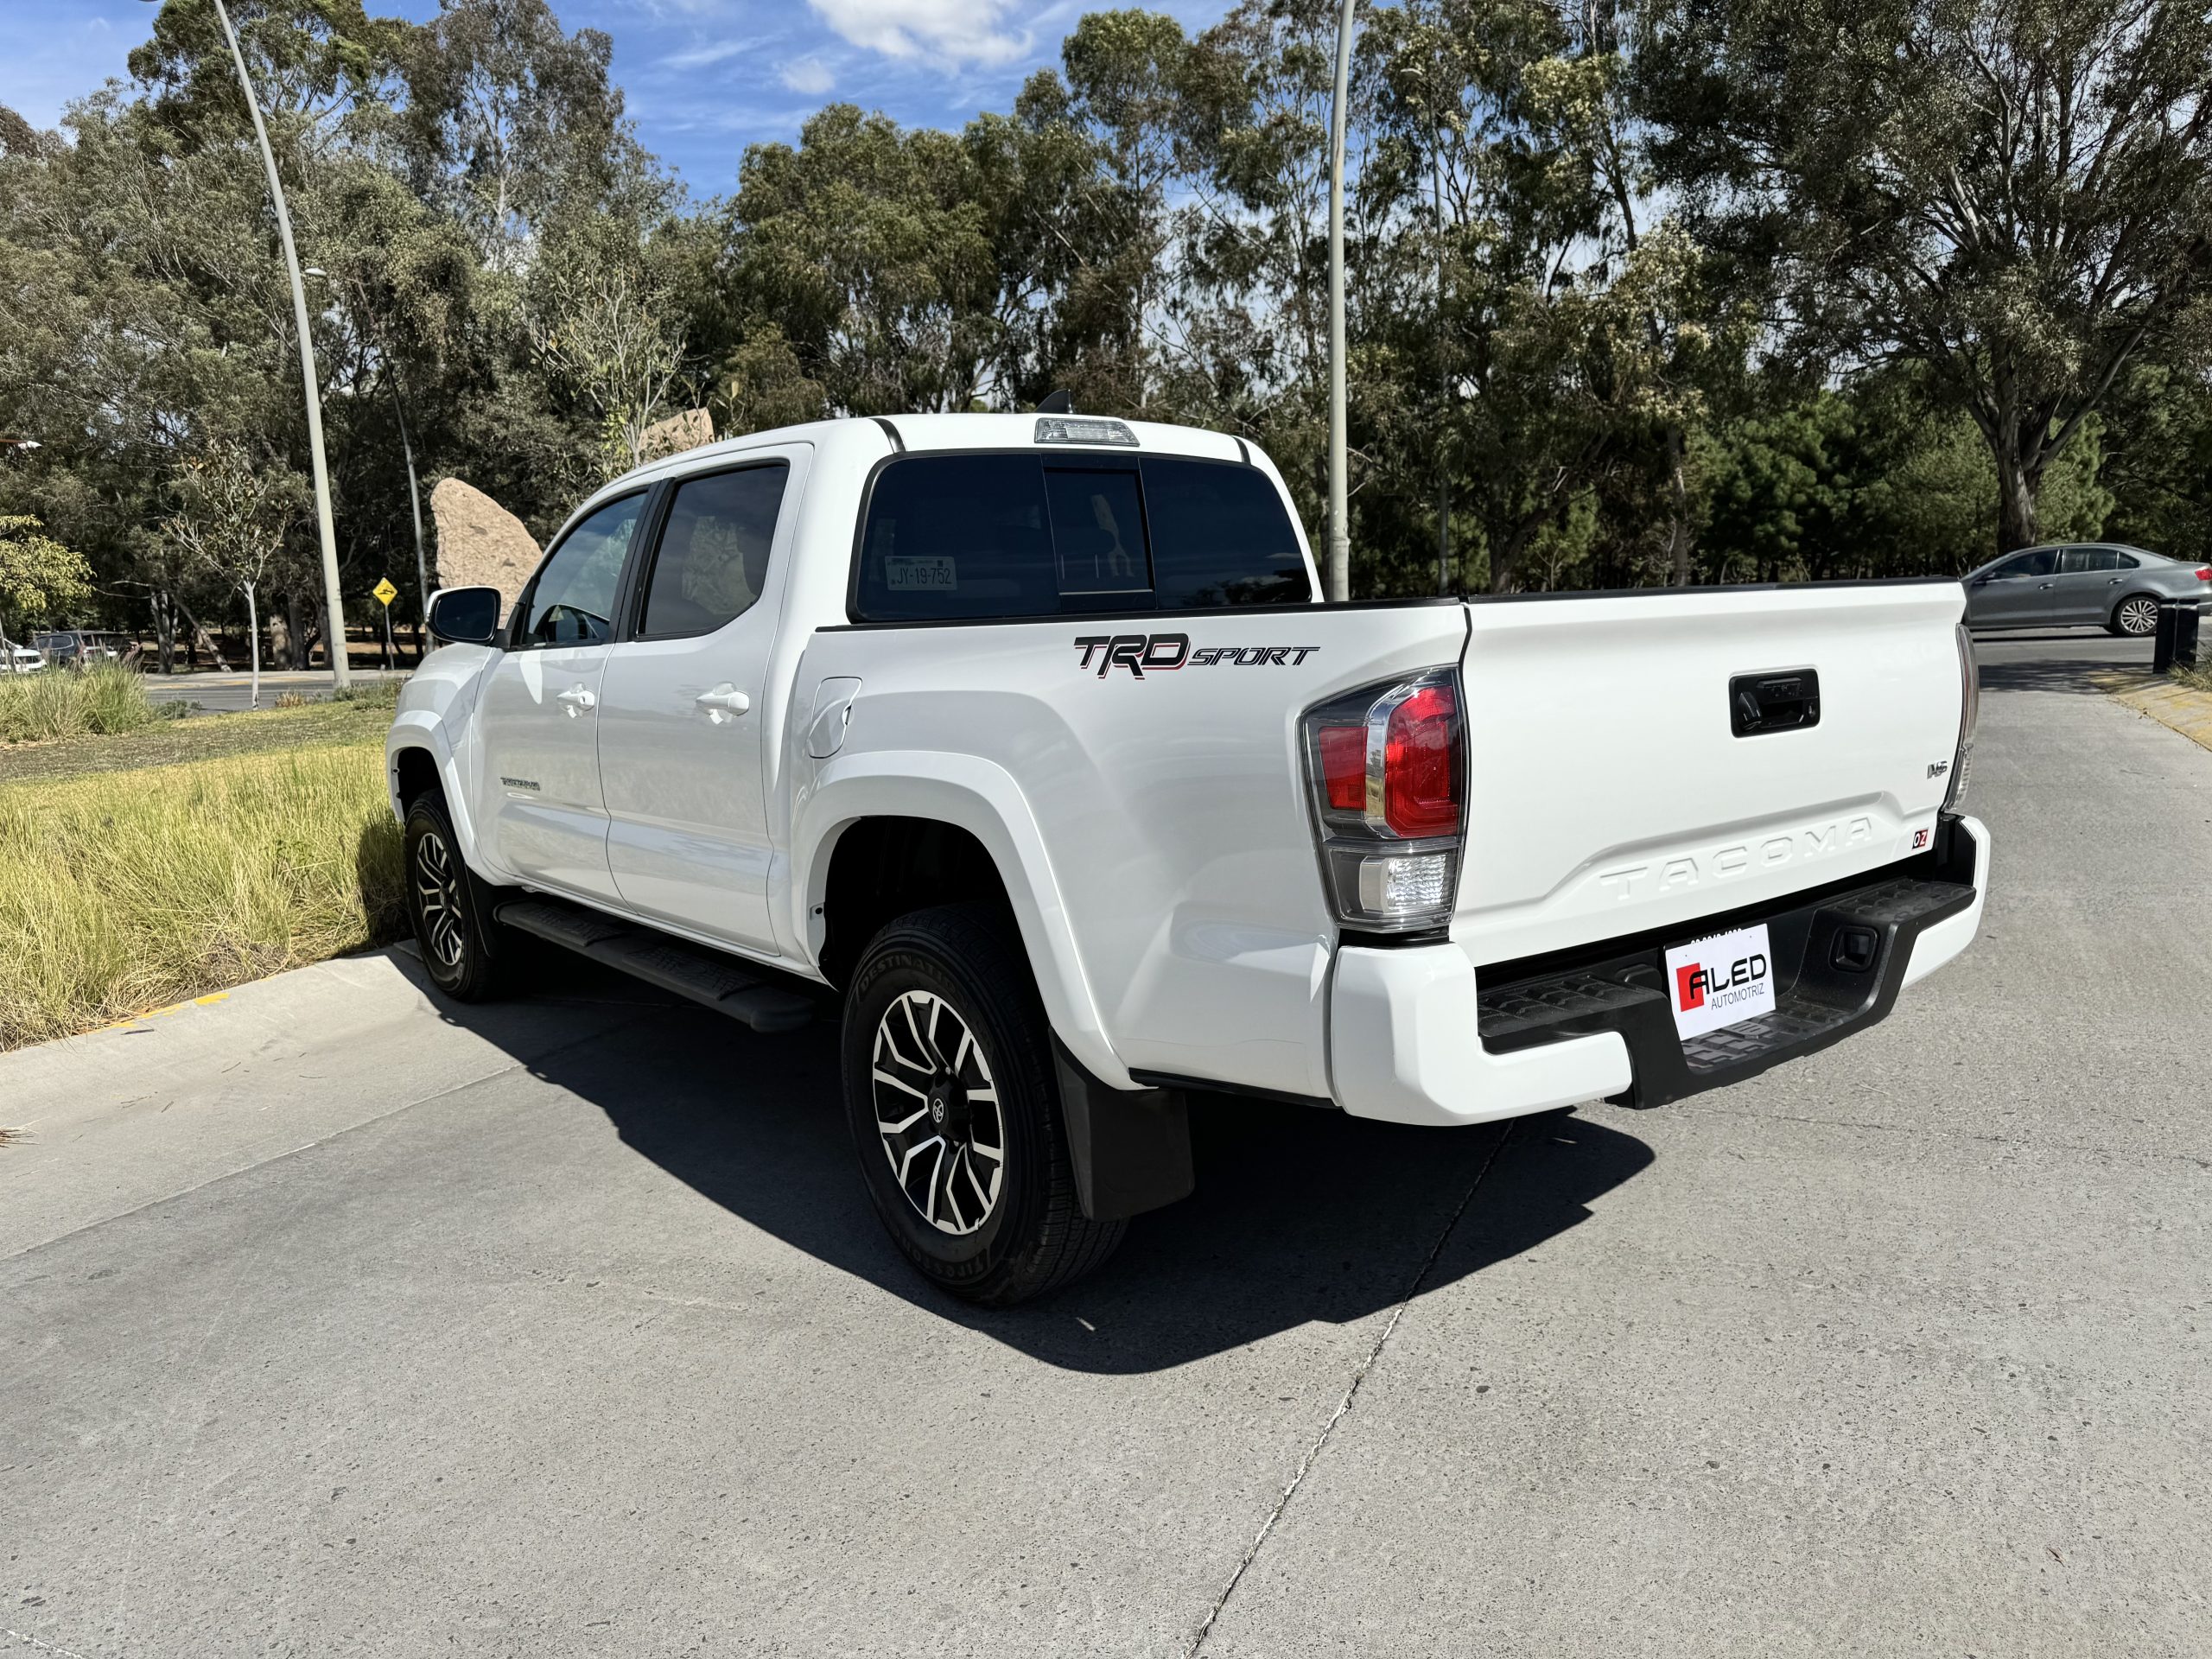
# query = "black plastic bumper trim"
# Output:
<box><xmin>1474</xmin><ymin>817</ymin><xmax>1979</xmax><ymax>1109</ymax></box>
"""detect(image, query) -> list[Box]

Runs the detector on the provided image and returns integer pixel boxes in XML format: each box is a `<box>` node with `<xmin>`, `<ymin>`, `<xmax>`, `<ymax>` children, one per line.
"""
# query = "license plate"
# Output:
<box><xmin>1664</xmin><ymin>923</ymin><xmax>1777</xmax><ymax>1040</ymax></box>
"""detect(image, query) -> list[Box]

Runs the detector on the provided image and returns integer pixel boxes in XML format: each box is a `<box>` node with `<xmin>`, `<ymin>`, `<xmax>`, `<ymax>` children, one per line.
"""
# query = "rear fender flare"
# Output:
<box><xmin>793</xmin><ymin>751</ymin><xmax>1129</xmax><ymax>1089</ymax></box>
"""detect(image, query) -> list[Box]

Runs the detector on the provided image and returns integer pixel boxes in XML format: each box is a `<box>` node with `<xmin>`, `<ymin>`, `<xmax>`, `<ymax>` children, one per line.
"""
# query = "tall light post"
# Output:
<box><xmin>144</xmin><ymin>0</ymin><xmax>349</xmax><ymax>687</ymax></box>
<box><xmin>306</xmin><ymin>268</ymin><xmax>430</xmax><ymax>630</ymax></box>
<box><xmin>1325</xmin><ymin>0</ymin><xmax>1358</xmax><ymax>605</ymax></box>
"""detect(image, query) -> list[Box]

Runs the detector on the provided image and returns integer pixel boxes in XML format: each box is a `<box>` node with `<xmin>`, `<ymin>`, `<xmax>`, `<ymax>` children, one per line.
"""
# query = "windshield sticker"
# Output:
<box><xmin>886</xmin><ymin>555</ymin><xmax>957</xmax><ymax>592</ymax></box>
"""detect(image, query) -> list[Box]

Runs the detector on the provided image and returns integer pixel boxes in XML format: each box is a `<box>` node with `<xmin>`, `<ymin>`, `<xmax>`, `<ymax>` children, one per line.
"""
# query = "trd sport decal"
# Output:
<box><xmin>1074</xmin><ymin>633</ymin><xmax>1319</xmax><ymax>678</ymax></box>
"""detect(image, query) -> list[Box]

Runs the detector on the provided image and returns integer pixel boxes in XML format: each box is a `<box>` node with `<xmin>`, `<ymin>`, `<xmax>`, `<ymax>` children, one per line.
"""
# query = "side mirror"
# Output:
<box><xmin>427</xmin><ymin>586</ymin><xmax>503</xmax><ymax>647</ymax></box>
<box><xmin>1968</xmin><ymin>573</ymin><xmax>1991</xmax><ymax>585</ymax></box>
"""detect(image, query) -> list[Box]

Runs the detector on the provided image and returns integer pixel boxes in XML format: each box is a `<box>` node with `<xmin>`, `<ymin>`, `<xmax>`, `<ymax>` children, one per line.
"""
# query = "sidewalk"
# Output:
<box><xmin>2097</xmin><ymin>667</ymin><xmax>2212</xmax><ymax>752</ymax></box>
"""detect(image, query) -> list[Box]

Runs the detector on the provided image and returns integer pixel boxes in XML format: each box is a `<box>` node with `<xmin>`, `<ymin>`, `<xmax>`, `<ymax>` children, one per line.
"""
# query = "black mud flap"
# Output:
<box><xmin>1052</xmin><ymin>1043</ymin><xmax>1195</xmax><ymax>1221</ymax></box>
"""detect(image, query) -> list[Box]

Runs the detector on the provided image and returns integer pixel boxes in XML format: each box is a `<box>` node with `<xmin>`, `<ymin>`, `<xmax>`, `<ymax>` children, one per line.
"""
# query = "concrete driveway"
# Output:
<box><xmin>3</xmin><ymin>630</ymin><xmax>2207</xmax><ymax>1656</ymax></box>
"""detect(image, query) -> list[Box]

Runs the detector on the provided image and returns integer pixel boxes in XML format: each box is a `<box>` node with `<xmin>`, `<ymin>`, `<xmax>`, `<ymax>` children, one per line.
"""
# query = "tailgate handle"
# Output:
<box><xmin>1730</xmin><ymin>670</ymin><xmax>1821</xmax><ymax>737</ymax></box>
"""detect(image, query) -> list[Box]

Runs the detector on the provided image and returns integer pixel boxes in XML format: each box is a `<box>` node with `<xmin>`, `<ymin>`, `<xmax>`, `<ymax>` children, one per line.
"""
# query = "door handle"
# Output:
<box><xmin>695</xmin><ymin>683</ymin><xmax>750</xmax><ymax>723</ymax></box>
<box><xmin>2037</xmin><ymin>581</ymin><xmax>2054</xmax><ymax>589</ymax></box>
<box><xmin>556</xmin><ymin>684</ymin><xmax>596</xmax><ymax>715</ymax></box>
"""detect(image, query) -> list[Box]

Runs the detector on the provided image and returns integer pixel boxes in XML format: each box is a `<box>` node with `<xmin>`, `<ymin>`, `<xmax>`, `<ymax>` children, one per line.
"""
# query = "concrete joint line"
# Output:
<box><xmin>1184</xmin><ymin>1121</ymin><xmax>1516</xmax><ymax>1657</ymax></box>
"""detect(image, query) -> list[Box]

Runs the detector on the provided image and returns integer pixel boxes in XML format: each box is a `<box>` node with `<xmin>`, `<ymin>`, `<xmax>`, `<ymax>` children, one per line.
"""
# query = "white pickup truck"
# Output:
<box><xmin>389</xmin><ymin>412</ymin><xmax>1988</xmax><ymax>1303</ymax></box>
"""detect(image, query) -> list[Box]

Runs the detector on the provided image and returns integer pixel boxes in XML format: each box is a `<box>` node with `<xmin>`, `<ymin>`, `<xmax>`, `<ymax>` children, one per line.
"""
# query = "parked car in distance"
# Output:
<box><xmin>1961</xmin><ymin>543</ymin><xmax>2212</xmax><ymax>636</ymax></box>
<box><xmin>5</xmin><ymin>644</ymin><xmax>44</xmax><ymax>675</ymax></box>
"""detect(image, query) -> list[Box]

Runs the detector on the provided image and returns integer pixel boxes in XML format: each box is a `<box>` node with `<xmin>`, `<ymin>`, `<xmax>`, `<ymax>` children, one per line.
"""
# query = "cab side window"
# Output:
<box><xmin>637</xmin><ymin>463</ymin><xmax>791</xmax><ymax>638</ymax></box>
<box><xmin>518</xmin><ymin>493</ymin><xmax>644</xmax><ymax>647</ymax></box>
<box><xmin>1993</xmin><ymin>548</ymin><xmax>2056</xmax><ymax>579</ymax></box>
<box><xmin>2060</xmin><ymin>548</ymin><xmax>2121</xmax><ymax>573</ymax></box>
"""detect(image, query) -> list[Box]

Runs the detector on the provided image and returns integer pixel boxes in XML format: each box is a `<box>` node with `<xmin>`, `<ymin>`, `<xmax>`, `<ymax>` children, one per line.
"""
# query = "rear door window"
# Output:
<box><xmin>852</xmin><ymin>451</ymin><xmax>1313</xmax><ymax>621</ymax></box>
<box><xmin>637</xmin><ymin>462</ymin><xmax>789</xmax><ymax>638</ymax></box>
<box><xmin>2060</xmin><ymin>547</ymin><xmax>2121</xmax><ymax>573</ymax></box>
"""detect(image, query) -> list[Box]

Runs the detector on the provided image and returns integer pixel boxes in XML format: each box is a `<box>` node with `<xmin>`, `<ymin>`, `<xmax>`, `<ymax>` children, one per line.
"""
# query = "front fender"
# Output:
<box><xmin>385</xmin><ymin>645</ymin><xmax>493</xmax><ymax>878</ymax></box>
<box><xmin>385</xmin><ymin>714</ymin><xmax>486</xmax><ymax>870</ymax></box>
<box><xmin>791</xmin><ymin>749</ymin><xmax>1129</xmax><ymax>1089</ymax></box>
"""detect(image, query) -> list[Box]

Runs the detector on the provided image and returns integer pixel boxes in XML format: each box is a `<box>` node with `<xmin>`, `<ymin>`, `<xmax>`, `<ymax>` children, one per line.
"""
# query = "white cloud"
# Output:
<box><xmin>659</xmin><ymin>40</ymin><xmax>749</xmax><ymax>69</ymax></box>
<box><xmin>806</xmin><ymin>0</ymin><xmax>1029</xmax><ymax>67</ymax></box>
<box><xmin>779</xmin><ymin>55</ymin><xmax>836</xmax><ymax>95</ymax></box>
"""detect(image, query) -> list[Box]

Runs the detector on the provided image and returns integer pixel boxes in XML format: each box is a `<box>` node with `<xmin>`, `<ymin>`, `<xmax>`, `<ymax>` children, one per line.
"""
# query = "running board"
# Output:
<box><xmin>494</xmin><ymin>898</ymin><xmax>817</xmax><ymax>1033</ymax></box>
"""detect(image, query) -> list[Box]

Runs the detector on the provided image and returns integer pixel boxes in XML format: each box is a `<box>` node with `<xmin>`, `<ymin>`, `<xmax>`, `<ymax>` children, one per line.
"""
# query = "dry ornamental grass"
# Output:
<box><xmin>0</xmin><ymin>662</ymin><xmax>175</xmax><ymax>744</ymax></box>
<box><xmin>0</xmin><ymin>741</ymin><xmax>407</xmax><ymax>1047</ymax></box>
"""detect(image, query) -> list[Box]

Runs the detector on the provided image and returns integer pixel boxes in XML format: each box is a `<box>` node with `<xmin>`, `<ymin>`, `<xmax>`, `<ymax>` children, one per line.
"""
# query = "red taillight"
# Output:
<box><xmin>1382</xmin><ymin>683</ymin><xmax>1459</xmax><ymax>837</ymax></box>
<box><xmin>1317</xmin><ymin>724</ymin><xmax>1366</xmax><ymax>810</ymax></box>
<box><xmin>1302</xmin><ymin>668</ymin><xmax>1465</xmax><ymax>932</ymax></box>
<box><xmin>2194</xmin><ymin>566</ymin><xmax>2211</xmax><ymax>582</ymax></box>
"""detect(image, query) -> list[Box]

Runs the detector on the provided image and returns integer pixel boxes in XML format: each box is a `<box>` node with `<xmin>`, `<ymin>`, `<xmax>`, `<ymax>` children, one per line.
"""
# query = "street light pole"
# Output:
<box><xmin>391</xmin><ymin>373</ymin><xmax>430</xmax><ymax>625</ymax></box>
<box><xmin>166</xmin><ymin>0</ymin><xmax>350</xmax><ymax>688</ymax></box>
<box><xmin>1325</xmin><ymin>0</ymin><xmax>1357</xmax><ymax>605</ymax></box>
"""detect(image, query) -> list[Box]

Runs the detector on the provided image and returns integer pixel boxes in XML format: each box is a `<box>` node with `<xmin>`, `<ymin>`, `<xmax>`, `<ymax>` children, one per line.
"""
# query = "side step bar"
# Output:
<box><xmin>495</xmin><ymin>898</ymin><xmax>817</xmax><ymax>1033</ymax></box>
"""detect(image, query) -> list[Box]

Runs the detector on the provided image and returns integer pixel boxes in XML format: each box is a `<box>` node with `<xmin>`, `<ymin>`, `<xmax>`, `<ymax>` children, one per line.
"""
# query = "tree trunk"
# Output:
<box><xmin>150</xmin><ymin>588</ymin><xmax>176</xmax><ymax>673</ymax></box>
<box><xmin>1994</xmin><ymin>442</ymin><xmax>2041</xmax><ymax>555</ymax></box>
<box><xmin>176</xmin><ymin>600</ymin><xmax>231</xmax><ymax>671</ymax></box>
<box><xmin>1664</xmin><ymin>423</ymin><xmax>1694</xmax><ymax>585</ymax></box>
<box><xmin>286</xmin><ymin>589</ymin><xmax>308</xmax><ymax>669</ymax></box>
<box><xmin>245</xmin><ymin>583</ymin><xmax>260</xmax><ymax>708</ymax></box>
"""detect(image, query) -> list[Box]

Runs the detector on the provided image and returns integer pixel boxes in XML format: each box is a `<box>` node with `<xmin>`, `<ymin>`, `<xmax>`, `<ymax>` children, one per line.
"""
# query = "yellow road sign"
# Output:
<box><xmin>372</xmin><ymin>577</ymin><xmax>398</xmax><ymax>607</ymax></box>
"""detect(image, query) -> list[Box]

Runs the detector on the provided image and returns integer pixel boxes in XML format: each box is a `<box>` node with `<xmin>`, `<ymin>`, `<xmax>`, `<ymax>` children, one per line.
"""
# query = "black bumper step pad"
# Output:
<box><xmin>1472</xmin><ymin>830</ymin><xmax>1977</xmax><ymax>1109</ymax></box>
<box><xmin>496</xmin><ymin>898</ymin><xmax>817</xmax><ymax>1033</ymax></box>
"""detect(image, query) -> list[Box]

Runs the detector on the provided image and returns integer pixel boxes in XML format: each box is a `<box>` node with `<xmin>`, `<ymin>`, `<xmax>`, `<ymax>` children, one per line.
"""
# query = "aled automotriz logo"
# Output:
<box><xmin>1074</xmin><ymin>633</ymin><xmax>1319</xmax><ymax>678</ymax></box>
<box><xmin>1675</xmin><ymin>951</ymin><xmax>1768</xmax><ymax>1014</ymax></box>
<box><xmin>1662</xmin><ymin>922</ymin><xmax>1778</xmax><ymax>1039</ymax></box>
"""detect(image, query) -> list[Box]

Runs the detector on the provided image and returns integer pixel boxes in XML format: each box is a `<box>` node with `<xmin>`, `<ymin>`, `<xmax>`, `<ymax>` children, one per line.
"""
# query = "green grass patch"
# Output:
<box><xmin>0</xmin><ymin>662</ymin><xmax>181</xmax><ymax>746</ymax></box>
<box><xmin>0</xmin><ymin>679</ymin><xmax>399</xmax><ymax>785</ymax></box>
<box><xmin>2176</xmin><ymin>661</ymin><xmax>2212</xmax><ymax>695</ymax></box>
<box><xmin>0</xmin><ymin>733</ymin><xmax>406</xmax><ymax>1049</ymax></box>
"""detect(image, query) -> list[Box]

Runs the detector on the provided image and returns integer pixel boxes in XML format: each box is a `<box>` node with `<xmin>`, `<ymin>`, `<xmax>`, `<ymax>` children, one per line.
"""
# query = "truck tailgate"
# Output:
<box><xmin>1454</xmin><ymin>582</ymin><xmax>1968</xmax><ymax>966</ymax></box>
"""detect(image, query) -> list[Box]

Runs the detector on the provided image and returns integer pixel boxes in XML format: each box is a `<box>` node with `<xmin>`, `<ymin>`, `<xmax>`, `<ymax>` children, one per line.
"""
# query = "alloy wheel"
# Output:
<box><xmin>870</xmin><ymin>989</ymin><xmax>1005</xmax><ymax>1236</ymax></box>
<box><xmin>413</xmin><ymin>828</ymin><xmax>467</xmax><ymax>970</ymax></box>
<box><xmin>2119</xmin><ymin>595</ymin><xmax>2160</xmax><ymax>636</ymax></box>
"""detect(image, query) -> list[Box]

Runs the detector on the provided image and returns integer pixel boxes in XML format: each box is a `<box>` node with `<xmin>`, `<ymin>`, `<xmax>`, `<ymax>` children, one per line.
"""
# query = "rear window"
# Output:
<box><xmin>852</xmin><ymin>452</ymin><xmax>1313</xmax><ymax>622</ymax></box>
<box><xmin>1141</xmin><ymin>457</ymin><xmax>1313</xmax><ymax>607</ymax></box>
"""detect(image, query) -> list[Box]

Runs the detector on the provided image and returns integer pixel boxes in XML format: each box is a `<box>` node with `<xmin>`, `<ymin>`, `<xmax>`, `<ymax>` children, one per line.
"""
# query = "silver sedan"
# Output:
<box><xmin>1963</xmin><ymin>543</ymin><xmax>2212</xmax><ymax>636</ymax></box>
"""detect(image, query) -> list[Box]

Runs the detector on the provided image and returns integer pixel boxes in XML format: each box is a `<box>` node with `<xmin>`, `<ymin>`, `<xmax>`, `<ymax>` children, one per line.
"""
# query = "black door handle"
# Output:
<box><xmin>1731</xmin><ymin>670</ymin><xmax>1821</xmax><ymax>737</ymax></box>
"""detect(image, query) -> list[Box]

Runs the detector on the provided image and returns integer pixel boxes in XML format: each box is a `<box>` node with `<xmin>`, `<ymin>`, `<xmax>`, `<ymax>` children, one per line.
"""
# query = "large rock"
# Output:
<box><xmin>640</xmin><ymin>408</ymin><xmax>715</xmax><ymax>464</ymax></box>
<box><xmin>429</xmin><ymin>478</ymin><xmax>539</xmax><ymax>619</ymax></box>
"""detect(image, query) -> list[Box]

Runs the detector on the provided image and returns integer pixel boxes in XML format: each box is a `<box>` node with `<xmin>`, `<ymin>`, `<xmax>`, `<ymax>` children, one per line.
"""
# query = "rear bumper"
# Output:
<box><xmin>1328</xmin><ymin>814</ymin><xmax>1988</xmax><ymax>1126</ymax></box>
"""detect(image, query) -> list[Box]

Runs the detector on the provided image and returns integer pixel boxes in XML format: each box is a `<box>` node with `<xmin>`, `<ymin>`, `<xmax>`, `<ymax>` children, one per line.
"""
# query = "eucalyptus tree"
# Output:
<box><xmin>1646</xmin><ymin>0</ymin><xmax>2212</xmax><ymax>552</ymax></box>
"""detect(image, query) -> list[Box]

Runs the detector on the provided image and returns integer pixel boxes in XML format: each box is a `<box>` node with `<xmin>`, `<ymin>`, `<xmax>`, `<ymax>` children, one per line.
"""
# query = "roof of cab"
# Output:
<box><xmin>560</xmin><ymin>412</ymin><xmax>1274</xmax><ymax>550</ymax></box>
<box><xmin>592</xmin><ymin>412</ymin><xmax>1246</xmax><ymax>495</ymax></box>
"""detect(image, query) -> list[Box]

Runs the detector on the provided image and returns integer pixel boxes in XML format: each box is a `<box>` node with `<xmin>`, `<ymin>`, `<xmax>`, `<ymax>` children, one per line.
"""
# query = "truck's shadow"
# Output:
<box><xmin>426</xmin><ymin>955</ymin><xmax>1653</xmax><ymax>1374</ymax></box>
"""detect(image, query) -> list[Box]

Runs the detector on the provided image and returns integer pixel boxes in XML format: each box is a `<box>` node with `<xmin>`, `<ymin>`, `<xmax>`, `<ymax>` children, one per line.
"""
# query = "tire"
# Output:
<box><xmin>841</xmin><ymin>905</ymin><xmax>1124</xmax><ymax>1305</ymax></box>
<box><xmin>403</xmin><ymin>792</ymin><xmax>508</xmax><ymax>1002</ymax></box>
<box><xmin>2112</xmin><ymin>594</ymin><xmax>2162</xmax><ymax>637</ymax></box>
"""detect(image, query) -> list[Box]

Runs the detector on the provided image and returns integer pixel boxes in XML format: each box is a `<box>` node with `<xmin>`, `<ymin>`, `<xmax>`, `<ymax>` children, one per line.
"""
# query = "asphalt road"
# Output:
<box><xmin>4</xmin><ymin>626</ymin><xmax>2207</xmax><ymax>1657</ymax></box>
<box><xmin>142</xmin><ymin>668</ymin><xmax>408</xmax><ymax>713</ymax></box>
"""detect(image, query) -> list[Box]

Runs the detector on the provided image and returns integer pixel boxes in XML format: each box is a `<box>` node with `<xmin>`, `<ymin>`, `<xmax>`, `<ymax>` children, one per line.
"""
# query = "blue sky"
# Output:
<box><xmin>0</xmin><ymin>0</ymin><xmax>1224</xmax><ymax>199</ymax></box>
